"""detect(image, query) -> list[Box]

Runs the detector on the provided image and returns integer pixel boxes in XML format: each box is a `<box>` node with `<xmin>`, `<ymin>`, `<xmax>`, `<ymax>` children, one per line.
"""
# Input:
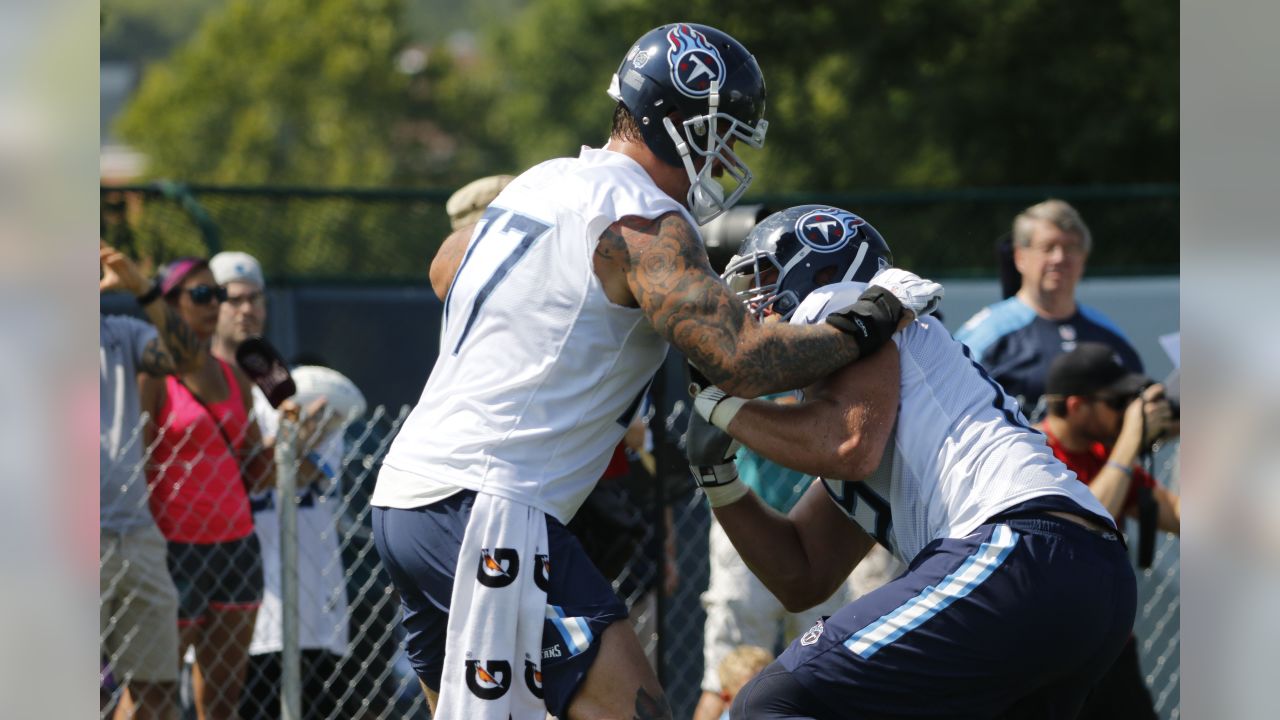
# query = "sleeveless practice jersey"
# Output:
<box><xmin>791</xmin><ymin>282</ymin><xmax>1111</xmax><ymax>563</ymax></box>
<box><xmin>373</xmin><ymin>147</ymin><xmax>687</xmax><ymax>523</ymax></box>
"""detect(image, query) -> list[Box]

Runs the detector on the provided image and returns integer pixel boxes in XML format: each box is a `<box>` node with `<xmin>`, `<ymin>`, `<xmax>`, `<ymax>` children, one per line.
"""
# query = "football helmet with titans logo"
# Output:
<box><xmin>722</xmin><ymin>205</ymin><xmax>894</xmax><ymax>320</ymax></box>
<box><xmin>607</xmin><ymin>23</ymin><xmax>768</xmax><ymax>225</ymax></box>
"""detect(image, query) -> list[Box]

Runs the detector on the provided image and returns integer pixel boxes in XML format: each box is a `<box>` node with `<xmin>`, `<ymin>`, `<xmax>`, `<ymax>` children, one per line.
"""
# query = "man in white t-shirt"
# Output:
<box><xmin>209</xmin><ymin>251</ymin><xmax>351</xmax><ymax>720</ymax></box>
<box><xmin>370</xmin><ymin>23</ymin><xmax>942</xmax><ymax>720</ymax></box>
<box><xmin>686</xmin><ymin>205</ymin><xmax>1137</xmax><ymax>719</ymax></box>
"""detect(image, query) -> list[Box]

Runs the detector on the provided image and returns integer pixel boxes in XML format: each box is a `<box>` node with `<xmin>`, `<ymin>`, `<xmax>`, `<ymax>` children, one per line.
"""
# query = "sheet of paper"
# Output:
<box><xmin>1159</xmin><ymin>332</ymin><xmax>1180</xmax><ymax>368</ymax></box>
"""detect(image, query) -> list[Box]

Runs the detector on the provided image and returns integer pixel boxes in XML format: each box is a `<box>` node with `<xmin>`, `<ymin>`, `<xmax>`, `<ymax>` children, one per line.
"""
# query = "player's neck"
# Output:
<box><xmin>1041</xmin><ymin>415</ymin><xmax>1090</xmax><ymax>452</ymax></box>
<box><xmin>603</xmin><ymin>136</ymin><xmax>688</xmax><ymax>205</ymax></box>
<box><xmin>1017</xmin><ymin>288</ymin><xmax>1076</xmax><ymax>320</ymax></box>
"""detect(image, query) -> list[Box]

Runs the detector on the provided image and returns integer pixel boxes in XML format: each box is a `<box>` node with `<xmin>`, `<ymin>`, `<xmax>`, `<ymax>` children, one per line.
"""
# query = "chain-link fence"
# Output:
<box><xmin>100</xmin><ymin>385</ymin><xmax>1179</xmax><ymax>720</ymax></box>
<box><xmin>99</xmin><ymin>182</ymin><xmax>1178</xmax><ymax>283</ymax></box>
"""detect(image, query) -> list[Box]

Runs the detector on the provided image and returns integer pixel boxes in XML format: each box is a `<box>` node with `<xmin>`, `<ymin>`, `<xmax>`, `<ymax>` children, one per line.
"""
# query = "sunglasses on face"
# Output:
<box><xmin>185</xmin><ymin>284</ymin><xmax>228</xmax><ymax>305</ymax></box>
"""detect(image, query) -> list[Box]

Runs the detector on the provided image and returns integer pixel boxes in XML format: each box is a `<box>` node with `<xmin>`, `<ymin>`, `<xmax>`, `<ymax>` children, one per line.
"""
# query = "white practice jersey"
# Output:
<box><xmin>792</xmin><ymin>281</ymin><xmax>1111</xmax><ymax>563</ymax></box>
<box><xmin>373</xmin><ymin>147</ymin><xmax>686</xmax><ymax>523</ymax></box>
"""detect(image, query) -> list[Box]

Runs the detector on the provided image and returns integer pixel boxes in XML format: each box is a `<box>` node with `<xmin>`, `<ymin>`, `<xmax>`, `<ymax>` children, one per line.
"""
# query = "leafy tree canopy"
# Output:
<box><xmin>476</xmin><ymin>0</ymin><xmax>1177</xmax><ymax>191</ymax></box>
<box><xmin>116</xmin><ymin>0</ymin><xmax>412</xmax><ymax>186</ymax></box>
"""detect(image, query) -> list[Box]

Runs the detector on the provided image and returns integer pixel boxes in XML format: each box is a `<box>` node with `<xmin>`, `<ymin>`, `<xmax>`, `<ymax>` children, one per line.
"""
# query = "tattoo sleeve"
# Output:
<box><xmin>608</xmin><ymin>213</ymin><xmax>862</xmax><ymax>397</ymax></box>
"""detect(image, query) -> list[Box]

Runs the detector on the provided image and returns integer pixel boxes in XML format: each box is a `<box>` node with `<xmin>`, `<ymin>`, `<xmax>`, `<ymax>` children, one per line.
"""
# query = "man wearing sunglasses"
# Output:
<box><xmin>1037</xmin><ymin>342</ymin><xmax>1180</xmax><ymax>720</ymax></box>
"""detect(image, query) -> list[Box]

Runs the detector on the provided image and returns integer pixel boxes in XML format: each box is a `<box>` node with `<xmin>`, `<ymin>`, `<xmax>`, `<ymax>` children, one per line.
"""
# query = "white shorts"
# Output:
<box><xmin>699</xmin><ymin>517</ymin><xmax>904</xmax><ymax>693</ymax></box>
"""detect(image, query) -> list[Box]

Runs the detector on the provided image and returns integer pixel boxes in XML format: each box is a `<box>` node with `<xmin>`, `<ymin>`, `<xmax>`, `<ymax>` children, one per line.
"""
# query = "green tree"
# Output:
<box><xmin>101</xmin><ymin>0</ymin><xmax>225</xmax><ymax>64</ymax></box>
<box><xmin>457</xmin><ymin>0</ymin><xmax>1177</xmax><ymax>273</ymax></box>
<box><xmin>474</xmin><ymin>0</ymin><xmax>1177</xmax><ymax>191</ymax></box>
<box><xmin>116</xmin><ymin>0</ymin><xmax>409</xmax><ymax>187</ymax></box>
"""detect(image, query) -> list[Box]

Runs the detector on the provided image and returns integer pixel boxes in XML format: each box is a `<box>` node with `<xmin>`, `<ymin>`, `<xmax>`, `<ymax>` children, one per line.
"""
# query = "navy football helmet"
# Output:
<box><xmin>722</xmin><ymin>205</ymin><xmax>893</xmax><ymax>319</ymax></box>
<box><xmin>607</xmin><ymin>23</ymin><xmax>767</xmax><ymax>225</ymax></box>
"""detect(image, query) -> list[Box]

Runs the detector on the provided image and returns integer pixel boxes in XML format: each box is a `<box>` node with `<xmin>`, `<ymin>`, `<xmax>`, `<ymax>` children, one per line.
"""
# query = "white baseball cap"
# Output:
<box><xmin>210</xmin><ymin>251</ymin><xmax>265</xmax><ymax>288</ymax></box>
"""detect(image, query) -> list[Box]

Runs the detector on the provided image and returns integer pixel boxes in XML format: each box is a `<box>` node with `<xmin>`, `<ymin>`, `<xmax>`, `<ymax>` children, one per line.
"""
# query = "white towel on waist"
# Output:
<box><xmin>436</xmin><ymin>492</ymin><xmax>550</xmax><ymax>719</ymax></box>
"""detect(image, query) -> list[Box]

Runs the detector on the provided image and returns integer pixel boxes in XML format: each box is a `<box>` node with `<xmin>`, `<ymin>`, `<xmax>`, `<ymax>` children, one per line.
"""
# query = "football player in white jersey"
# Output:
<box><xmin>686</xmin><ymin>205</ymin><xmax>1137</xmax><ymax>719</ymax></box>
<box><xmin>371</xmin><ymin>24</ymin><xmax>944</xmax><ymax>720</ymax></box>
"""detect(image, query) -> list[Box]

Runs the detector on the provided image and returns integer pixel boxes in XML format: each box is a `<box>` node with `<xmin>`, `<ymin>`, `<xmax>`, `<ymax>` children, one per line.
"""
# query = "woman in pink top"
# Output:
<box><xmin>140</xmin><ymin>257</ymin><xmax>274</xmax><ymax>720</ymax></box>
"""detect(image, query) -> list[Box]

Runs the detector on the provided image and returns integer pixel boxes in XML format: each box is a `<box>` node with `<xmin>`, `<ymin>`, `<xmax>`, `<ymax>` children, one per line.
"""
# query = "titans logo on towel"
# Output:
<box><xmin>477</xmin><ymin>548</ymin><xmax>520</xmax><ymax>588</ymax></box>
<box><xmin>534</xmin><ymin>553</ymin><xmax>550</xmax><ymax>592</ymax></box>
<box><xmin>524</xmin><ymin>657</ymin><xmax>544</xmax><ymax>699</ymax></box>
<box><xmin>465</xmin><ymin>659</ymin><xmax>513</xmax><ymax>700</ymax></box>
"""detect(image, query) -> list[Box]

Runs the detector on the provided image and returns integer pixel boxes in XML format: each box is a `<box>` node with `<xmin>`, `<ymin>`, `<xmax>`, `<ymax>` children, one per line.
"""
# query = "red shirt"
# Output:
<box><xmin>601</xmin><ymin>442</ymin><xmax>630</xmax><ymax>480</ymax></box>
<box><xmin>147</xmin><ymin>359</ymin><xmax>255</xmax><ymax>543</ymax></box>
<box><xmin>1042</xmin><ymin>427</ymin><xmax>1155</xmax><ymax>515</ymax></box>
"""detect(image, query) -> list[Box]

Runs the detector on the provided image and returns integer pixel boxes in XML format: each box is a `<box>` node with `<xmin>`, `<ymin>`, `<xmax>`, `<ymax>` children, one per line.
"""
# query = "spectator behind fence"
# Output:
<box><xmin>955</xmin><ymin>199</ymin><xmax>1143</xmax><ymax>419</ymax></box>
<box><xmin>1038</xmin><ymin>342</ymin><xmax>1181</xmax><ymax>720</ymax></box>
<box><xmin>714</xmin><ymin>645</ymin><xmax>773</xmax><ymax>719</ymax></box>
<box><xmin>207</xmin><ymin>250</ymin><xmax>354</xmax><ymax>720</ymax></box>
<box><xmin>139</xmin><ymin>257</ymin><xmax>273</xmax><ymax>720</ymax></box>
<box><xmin>100</xmin><ymin>241</ymin><xmax>204</xmax><ymax>720</ymax></box>
<box><xmin>429</xmin><ymin>174</ymin><xmax>515</xmax><ymax>301</ymax></box>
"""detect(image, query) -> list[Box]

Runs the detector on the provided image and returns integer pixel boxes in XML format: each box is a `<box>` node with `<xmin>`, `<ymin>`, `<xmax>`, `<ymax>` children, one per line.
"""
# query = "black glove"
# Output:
<box><xmin>825</xmin><ymin>286</ymin><xmax>904</xmax><ymax>358</ymax></box>
<box><xmin>685</xmin><ymin>412</ymin><xmax>750</xmax><ymax>508</ymax></box>
<box><xmin>685</xmin><ymin>411</ymin><xmax>740</xmax><ymax>476</ymax></box>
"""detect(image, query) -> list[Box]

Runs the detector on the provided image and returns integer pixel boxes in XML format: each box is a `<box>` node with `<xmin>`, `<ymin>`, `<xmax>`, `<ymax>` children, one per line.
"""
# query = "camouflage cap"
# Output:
<box><xmin>445</xmin><ymin>174</ymin><xmax>515</xmax><ymax>230</ymax></box>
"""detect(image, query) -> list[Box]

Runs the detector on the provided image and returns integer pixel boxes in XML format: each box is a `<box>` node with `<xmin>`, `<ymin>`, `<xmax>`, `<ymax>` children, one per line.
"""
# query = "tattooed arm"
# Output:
<box><xmin>100</xmin><ymin>241</ymin><xmax>206</xmax><ymax>376</ymax></box>
<box><xmin>594</xmin><ymin>212</ymin><xmax>866</xmax><ymax>398</ymax></box>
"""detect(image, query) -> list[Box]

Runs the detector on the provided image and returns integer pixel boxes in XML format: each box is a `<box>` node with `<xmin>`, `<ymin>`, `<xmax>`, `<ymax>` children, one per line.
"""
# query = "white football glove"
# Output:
<box><xmin>869</xmin><ymin>267</ymin><xmax>945</xmax><ymax>318</ymax></box>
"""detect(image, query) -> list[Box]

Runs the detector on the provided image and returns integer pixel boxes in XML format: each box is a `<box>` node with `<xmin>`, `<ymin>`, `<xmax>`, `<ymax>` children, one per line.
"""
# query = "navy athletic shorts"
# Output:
<box><xmin>167</xmin><ymin>534</ymin><xmax>264</xmax><ymax>625</ymax></box>
<box><xmin>734</xmin><ymin>513</ymin><xmax>1137</xmax><ymax>719</ymax></box>
<box><xmin>372</xmin><ymin>490</ymin><xmax>630</xmax><ymax>717</ymax></box>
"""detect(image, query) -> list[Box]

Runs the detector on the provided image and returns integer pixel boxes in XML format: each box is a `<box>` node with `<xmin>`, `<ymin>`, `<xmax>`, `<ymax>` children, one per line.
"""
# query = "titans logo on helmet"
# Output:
<box><xmin>666</xmin><ymin>24</ymin><xmax>726</xmax><ymax>98</ymax></box>
<box><xmin>465</xmin><ymin>659</ymin><xmax>513</xmax><ymax>700</ymax></box>
<box><xmin>524</xmin><ymin>658</ymin><xmax>545</xmax><ymax>699</ymax></box>
<box><xmin>796</xmin><ymin>208</ymin><xmax>866</xmax><ymax>253</ymax></box>
<box><xmin>534</xmin><ymin>553</ymin><xmax>551</xmax><ymax>593</ymax></box>
<box><xmin>476</xmin><ymin>548</ymin><xmax>520</xmax><ymax>588</ymax></box>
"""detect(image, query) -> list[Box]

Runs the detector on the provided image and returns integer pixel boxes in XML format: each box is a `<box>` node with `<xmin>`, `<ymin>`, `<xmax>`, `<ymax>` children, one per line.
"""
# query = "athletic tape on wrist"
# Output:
<box><xmin>694</xmin><ymin>386</ymin><xmax>746</xmax><ymax>430</ymax></box>
<box><xmin>709</xmin><ymin>396</ymin><xmax>746</xmax><ymax>430</ymax></box>
<box><xmin>701</xmin><ymin>475</ymin><xmax>749</xmax><ymax>507</ymax></box>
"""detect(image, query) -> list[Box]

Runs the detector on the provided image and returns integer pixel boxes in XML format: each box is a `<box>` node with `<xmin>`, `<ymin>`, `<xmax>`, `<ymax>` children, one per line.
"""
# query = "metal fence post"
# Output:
<box><xmin>276</xmin><ymin>417</ymin><xmax>302</xmax><ymax>720</ymax></box>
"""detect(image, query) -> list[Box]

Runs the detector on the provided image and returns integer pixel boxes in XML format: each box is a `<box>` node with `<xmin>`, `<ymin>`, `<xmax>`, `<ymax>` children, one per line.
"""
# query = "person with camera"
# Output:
<box><xmin>1038</xmin><ymin>342</ymin><xmax>1180</xmax><ymax>535</ymax></box>
<box><xmin>1037</xmin><ymin>342</ymin><xmax>1180</xmax><ymax>720</ymax></box>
